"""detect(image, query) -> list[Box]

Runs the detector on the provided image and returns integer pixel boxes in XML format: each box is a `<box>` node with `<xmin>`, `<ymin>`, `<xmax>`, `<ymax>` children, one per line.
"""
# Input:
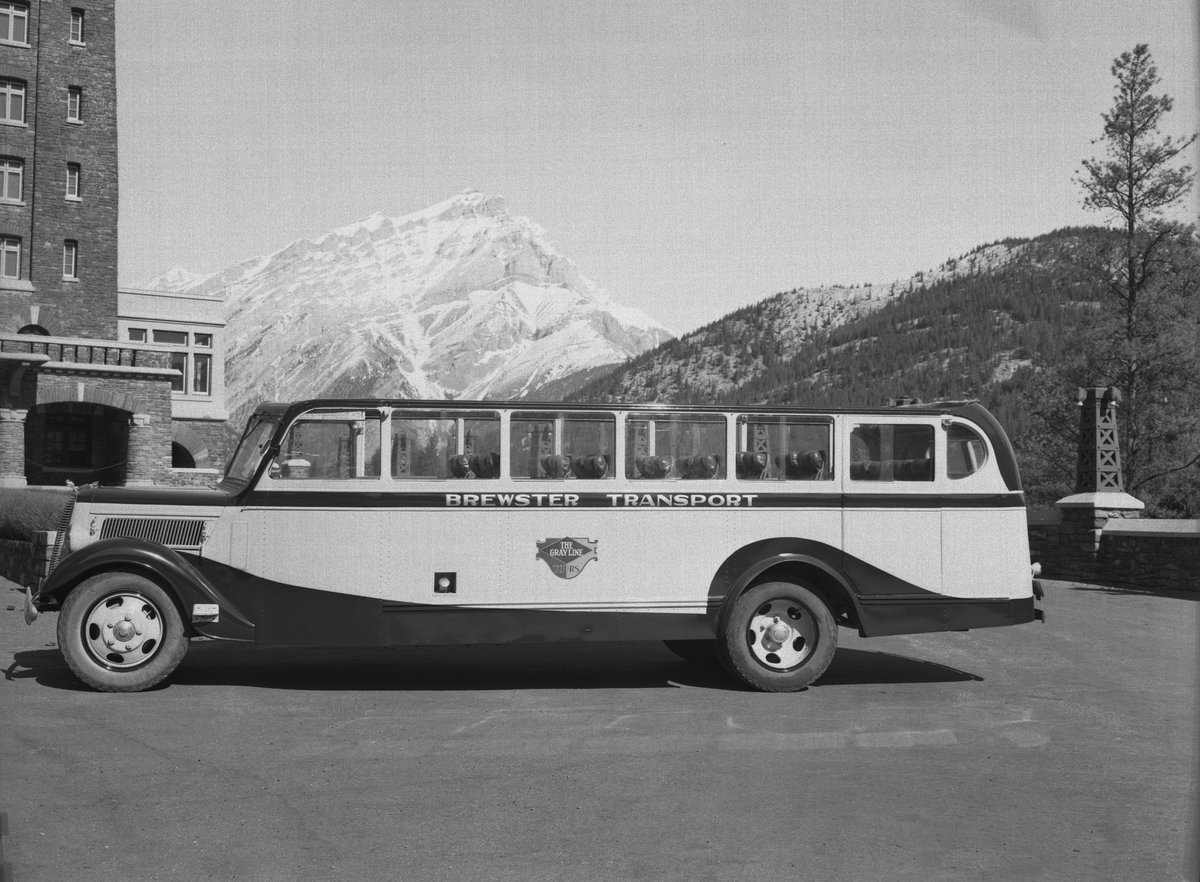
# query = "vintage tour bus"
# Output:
<box><xmin>26</xmin><ymin>397</ymin><xmax>1043</xmax><ymax>693</ymax></box>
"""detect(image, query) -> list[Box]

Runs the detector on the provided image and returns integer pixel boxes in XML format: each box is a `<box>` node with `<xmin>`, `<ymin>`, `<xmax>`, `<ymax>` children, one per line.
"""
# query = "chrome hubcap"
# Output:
<box><xmin>747</xmin><ymin>599</ymin><xmax>817</xmax><ymax>671</ymax></box>
<box><xmin>82</xmin><ymin>593</ymin><xmax>164</xmax><ymax>669</ymax></box>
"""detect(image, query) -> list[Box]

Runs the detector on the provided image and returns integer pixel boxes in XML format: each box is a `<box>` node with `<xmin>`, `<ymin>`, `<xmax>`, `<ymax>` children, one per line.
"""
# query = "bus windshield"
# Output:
<box><xmin>221</xmin><ymin>414</ymin><xmax>280</xmax><ymax>490</ymax></box>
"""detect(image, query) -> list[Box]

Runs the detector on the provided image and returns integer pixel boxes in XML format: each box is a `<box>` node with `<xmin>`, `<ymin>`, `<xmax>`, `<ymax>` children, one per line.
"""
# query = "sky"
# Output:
<box><xmin>117</xmin><ymin>1</ymin><xmax>1200</xmax><ymax>332</ymax></box>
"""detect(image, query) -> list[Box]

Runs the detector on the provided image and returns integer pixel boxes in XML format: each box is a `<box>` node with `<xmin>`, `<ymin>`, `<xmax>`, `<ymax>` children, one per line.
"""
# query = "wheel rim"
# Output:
<box><xmin>745</xmin><ymin>597</ymin><xmax>818</xmax><ymax>671</ymax></box>
<box><xmin>81</xmin><ymin>592</ymin><xmax>165</xmax><ymax>670</ymax></box>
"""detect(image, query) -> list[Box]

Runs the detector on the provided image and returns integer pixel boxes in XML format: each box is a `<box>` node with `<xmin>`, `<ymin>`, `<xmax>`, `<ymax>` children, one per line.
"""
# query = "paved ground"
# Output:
<box><xmin>0</xmin><ymin>577</ymin><xmax>1195</xmax><ymax>882</ymax></box>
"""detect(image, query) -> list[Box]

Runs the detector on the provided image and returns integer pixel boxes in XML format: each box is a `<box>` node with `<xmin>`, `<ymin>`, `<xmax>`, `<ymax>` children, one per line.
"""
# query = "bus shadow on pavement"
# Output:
<box><xmin>9</xmin><ymin>642</ymin><xmax>981</xmax><ymax>692</ymax></box>
<box><xmin>818</xmin><ymin>648</ymin><xmax>982</xmax><ymax>685</ymax></box>
<box><xmin>174</xmin><ymin>642</ymin><xmax>738</xmax><ymax>692</ymax></box>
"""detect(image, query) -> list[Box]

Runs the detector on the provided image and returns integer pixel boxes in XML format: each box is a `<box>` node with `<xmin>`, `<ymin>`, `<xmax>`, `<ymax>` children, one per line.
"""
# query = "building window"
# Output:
<box><xmin>1</xmin><ymin>80</ymin><xmax>25</xmax><ymax>124</ymax></box>
<box><xmin>1</xmin><ymin>236</ymin><xmax>19</xmax><ymax>278</ymax></box>
<box><xmin>62</xmin><ymin>240</ymin><xmax>79</xmax><ymax>279</ymax></box>
<box><xmin>127</xmin><ymin>327</ymin><xmax>147</xmax><ymax>342</ymax></box>
<box><xmin>67</xmin><ymin>86</ymin><xmax>83</xmax><ymax>122</ymax></box>
<box><xmin>70</xmin><ymin>8</ymin><xmax>85</xmax><ymax>44</ymax></box>
<box><xmin>1</xmin><ymin>2</ymin><xmax>28</xmax><ymax>44</ymax></box>
<box><xmin>152</xmin><ymin>329</ymin><xmax>188</xmax><ymax>345</ymax></box>
<box><xmin>167</xmin><ymin>351</ymin><xmax>187</xmax><ymax>392</ymax></box>
<box><xmin>66</xmin><ymin>163</ymin><xmax>81</xmax><ymax>200</ymax></box>
<box><xmin>149</xmin><ymin>329</ymin><xmax>214</xmax><ymax>396</ymax></box>
<box><xmin>193</xmin><ymin>354</ymin><xmax>212</xmax><ymax>394</ymax></box>
<box><xmin>0</xmin><ymin>157</ymin><xmax>22</xmax><ymax>202</ymax></box>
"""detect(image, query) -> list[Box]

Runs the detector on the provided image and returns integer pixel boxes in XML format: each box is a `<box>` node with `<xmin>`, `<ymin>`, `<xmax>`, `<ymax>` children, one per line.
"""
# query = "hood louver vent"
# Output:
<box><xmin>99</xmin><ymin>518</ymin><xmax>206</xmax><ymax>549</ymax></box>
<box><xmin>46</xmin><ymin>492</ymin><xmax>78</xmax><ymax>577</ymax></box>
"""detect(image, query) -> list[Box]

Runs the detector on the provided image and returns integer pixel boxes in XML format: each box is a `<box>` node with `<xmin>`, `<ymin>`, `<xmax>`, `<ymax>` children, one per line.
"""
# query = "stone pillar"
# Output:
<box><xmin>124</xmin><ymin>412</ymin><xmax>165</xmax><ymax>486</ymax></box>
<box><xmin>0</xmin><ymin>408</ymin><xmax>29</xmax><ymax>487</ymax></box>
<box><xmin>1073</xmin><ymin>386</ymin><xmax>1126</xmax><ymax>492</ymax></box>
<box><xmin>1054</xmin><ymin>387</ymin><xmax>1143</xmax><ymax>582</ymax></box>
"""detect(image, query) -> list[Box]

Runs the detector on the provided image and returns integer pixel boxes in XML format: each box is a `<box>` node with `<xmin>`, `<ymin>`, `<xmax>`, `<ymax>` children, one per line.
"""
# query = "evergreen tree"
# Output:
<box><xmin>1070</xmin><ymin>44</ymin><xmax>1200</xmax><ymax>510</ymax></box>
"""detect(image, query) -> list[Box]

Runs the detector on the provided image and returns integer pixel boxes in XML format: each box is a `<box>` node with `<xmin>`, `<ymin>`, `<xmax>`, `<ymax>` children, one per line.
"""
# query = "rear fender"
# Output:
<box><xmin>710</xmin><ymin>538</ymin><xmax>864</xmax><ymax>636</ymax></box>
<box><xmin>37</xmin><ymin>538</ymin><xmax>255</xmax><ymax>642</ymax></box>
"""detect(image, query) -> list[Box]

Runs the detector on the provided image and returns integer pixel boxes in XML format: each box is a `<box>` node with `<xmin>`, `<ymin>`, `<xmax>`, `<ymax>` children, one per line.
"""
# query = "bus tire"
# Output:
<box><xmin>57</xmin><ymin>572</ymin><xmax>189</xmax><ymax>693</ymax></box>
<box><xmin>663</xmin><ymin>639</ymin><xmax>719</xmax><ymax>665</ymax></box>
<box><xmin>720</xmin><ymin>581</ymin><xmax>837</xmax><ymax>692</ymax></box>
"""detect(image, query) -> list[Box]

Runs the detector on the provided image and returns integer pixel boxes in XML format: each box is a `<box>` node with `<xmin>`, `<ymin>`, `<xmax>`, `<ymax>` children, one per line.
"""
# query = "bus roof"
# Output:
<box><xmin>252</xmin><ymin>397</ymin><xmax>987</xmax><ymax>421</ymax></box>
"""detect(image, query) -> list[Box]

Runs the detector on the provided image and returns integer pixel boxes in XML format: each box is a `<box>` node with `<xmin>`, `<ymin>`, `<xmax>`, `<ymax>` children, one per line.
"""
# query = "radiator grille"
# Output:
<box><xmin>99</xmin><ymin>518</ymin><xmax>206</xmax><ymax>549</ymax></box>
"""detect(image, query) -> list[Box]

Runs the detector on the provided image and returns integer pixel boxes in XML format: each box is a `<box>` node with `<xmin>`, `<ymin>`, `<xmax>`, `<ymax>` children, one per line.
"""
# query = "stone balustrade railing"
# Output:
<box><xmin>0</xmin><ymin>332</ymin><xmax>184</xmax><ymax>369</ymax></box>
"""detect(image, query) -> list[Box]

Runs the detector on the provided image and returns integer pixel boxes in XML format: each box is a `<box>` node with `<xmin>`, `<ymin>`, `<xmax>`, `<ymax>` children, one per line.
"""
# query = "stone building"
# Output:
<box><xmin>0</xmin><ymin>0</ymin><xmax>227</xmax><ymax>488</ymax></box>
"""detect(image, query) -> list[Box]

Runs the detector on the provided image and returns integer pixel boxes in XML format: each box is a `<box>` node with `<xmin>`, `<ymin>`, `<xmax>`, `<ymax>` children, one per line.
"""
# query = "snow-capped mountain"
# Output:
<box><xmin>140</xmin><ymin>191</ymin><xmax>673</xmax><ymax>424</ymax></box>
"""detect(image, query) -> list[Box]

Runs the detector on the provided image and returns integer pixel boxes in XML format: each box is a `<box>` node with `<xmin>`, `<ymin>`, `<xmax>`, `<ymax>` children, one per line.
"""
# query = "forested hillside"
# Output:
<box><xmin>571</xmin><ymin>227</ymin><xmax>1116</xmax><ymax>444</ymax></box>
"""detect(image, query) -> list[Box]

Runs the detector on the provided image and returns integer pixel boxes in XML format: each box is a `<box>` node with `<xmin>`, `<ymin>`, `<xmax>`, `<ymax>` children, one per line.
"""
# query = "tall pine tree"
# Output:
<box><xmin>1066</xmin><ymin>44</ymin><xmax>1200</xmax><ymax>512</ymax></box>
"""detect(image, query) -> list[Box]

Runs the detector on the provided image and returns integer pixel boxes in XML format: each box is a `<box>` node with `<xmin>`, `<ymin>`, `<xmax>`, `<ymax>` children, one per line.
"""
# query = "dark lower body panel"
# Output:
<box><xmin>190</xmin><ymin>558</ymin><xmax>1036</xmax><ymax>648</ymax></box>
<box><xmin>857</xmin><ymin>595</ymin><xmax>1039</xmax><ymax>637</ymax></box>
<box><xmin>192</xmin><ymin>557</ymin><xmax>713</xmax><ymax>646</ymax></box>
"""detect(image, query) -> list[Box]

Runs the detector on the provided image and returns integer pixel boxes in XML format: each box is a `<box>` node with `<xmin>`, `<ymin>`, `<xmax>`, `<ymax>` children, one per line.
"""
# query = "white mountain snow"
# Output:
<box><xmin>139</xmin><ymin>191</ymin><xmax>674</xmax><ymax>424</ymax></box>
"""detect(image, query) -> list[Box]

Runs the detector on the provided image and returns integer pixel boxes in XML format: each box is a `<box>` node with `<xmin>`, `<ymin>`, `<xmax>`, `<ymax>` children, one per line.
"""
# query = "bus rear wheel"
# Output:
<box><xmin>720</xmin><ymin>581</ymin><xmax>837</xmax><ymax>692</ymax></box>
<box><xmin>58</xmin><ymin>572</ymin><xmax>189</xmax><ymax>693</ymax></box>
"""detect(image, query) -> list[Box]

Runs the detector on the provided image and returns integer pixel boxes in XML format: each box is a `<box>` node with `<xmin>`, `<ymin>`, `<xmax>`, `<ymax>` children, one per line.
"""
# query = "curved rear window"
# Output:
<box><xmin>947</xmin><ymin>423</ymin><xmax>988</xmax><ymax>479</ymax></box>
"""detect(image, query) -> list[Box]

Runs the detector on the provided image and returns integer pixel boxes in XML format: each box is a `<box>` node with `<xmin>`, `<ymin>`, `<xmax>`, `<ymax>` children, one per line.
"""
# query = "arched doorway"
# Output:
<box><xmin>25</xmin><ymin>403</ymin><xmax>129</xmax><ymax>486</ymax></box>
<box><xmin>170</xmin><ymin>422</ymin><xmax>211</xmax><ymax>470</ymax></box>
<box><xmin>17</xmin><ymin>324</ymin><xmax>50</xmax><ymax>336</ymax></box>
<box><xmin>171</xmin><ymin>443</ymin><xmax>196</xmax><ymax>469</ymax></box>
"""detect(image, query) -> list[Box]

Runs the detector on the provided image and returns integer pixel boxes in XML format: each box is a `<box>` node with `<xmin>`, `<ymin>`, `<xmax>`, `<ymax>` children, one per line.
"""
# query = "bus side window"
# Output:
<box><xmin>850</xmin><ymin>424</ymin><xmax>933</xmax><ymax>482</ymax></box>
<box><xmin>626</xmin><ymin>415</ymin><xmax>726</xmax><ymax>480</ymax></box>
<box><xmin>735</xmin><ymin>416</ymin><xmax>832</xmax><ymax>481</ymax></box>
<box><xmin>511</xmin><ymin>412</ymin><xmax>615</xmax><ymax>480</ymax></box>
<box><xmin>947</xmin><ymin>423</ymin><xmax>989</xmax><ymax>479</ymax></box>
<box><xmin>392</xmin><ymin>413</ymin><xmax>500</xmax><ymax>479</ymax></box>
<box><xmin>274</xmin><ymin>411</ymin><xmax>382</xmax><ymax>480</ymax></box>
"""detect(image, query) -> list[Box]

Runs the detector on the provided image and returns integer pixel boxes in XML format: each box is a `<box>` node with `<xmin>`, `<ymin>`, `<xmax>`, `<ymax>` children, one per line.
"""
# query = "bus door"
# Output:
<box><xmin>841</xmin><ymin>418</ymin><xmax>942</xmax><ymax>596</ymax></box>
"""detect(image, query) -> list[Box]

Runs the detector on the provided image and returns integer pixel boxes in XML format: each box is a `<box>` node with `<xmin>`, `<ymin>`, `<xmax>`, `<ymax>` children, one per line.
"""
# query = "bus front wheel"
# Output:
<box><xmin>720</xmin><ymin>581</ymin><xmax>837</xmax><ymax>692</ymax></box>
<box><xmin>58</xmin><ymin>572</ymin><xmax>189</xmax><ymax>693</ymax></box>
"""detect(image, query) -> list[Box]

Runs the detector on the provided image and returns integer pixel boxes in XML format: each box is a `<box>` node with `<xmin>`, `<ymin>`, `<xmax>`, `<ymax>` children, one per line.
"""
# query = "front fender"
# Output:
<box><xmin>38</xmin><ymin>538</ymin><xmax>255</xmax><ymax>642</ymax></box>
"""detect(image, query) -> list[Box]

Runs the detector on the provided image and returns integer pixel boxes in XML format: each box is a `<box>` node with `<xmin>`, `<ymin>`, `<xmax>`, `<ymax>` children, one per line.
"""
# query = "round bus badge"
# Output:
<box><xmin>536</xmin><ymin>537</ymin><xmax>599</xmax><ymax>580</ymax></box>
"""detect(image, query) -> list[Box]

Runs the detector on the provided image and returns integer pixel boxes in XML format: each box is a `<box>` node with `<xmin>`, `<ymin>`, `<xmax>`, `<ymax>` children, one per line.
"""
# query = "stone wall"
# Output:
<box><xmin>0</xmin><ymin>532</ymin><xmax>54</xmax><ymax>589</ymax></box>
<box><xmin>1028</xmin><ymin>512</ymin><xmax>1199</xmax><ymax>593</ymax></box>
<box><xmin>160</xmin><ymin>467</ymin><xmax>221</xmax><ymax>488</ymax></box>
<box><xmin>1097</xmin><ymin>521</ymin><xmax>1200</xmax><ymax>593</ymax></box>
